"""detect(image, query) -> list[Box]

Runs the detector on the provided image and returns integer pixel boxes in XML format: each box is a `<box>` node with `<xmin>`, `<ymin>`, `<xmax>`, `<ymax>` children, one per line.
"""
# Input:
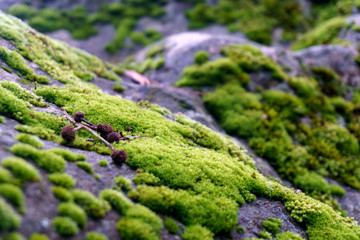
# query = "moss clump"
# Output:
<box><xmin>0</xmin><ymin>198</ymin><xmax>21</xmax><ymax>231</ymax></box>
<box><xmin>52</xmin><ymin>187</ymin><xmax>73</xmax><ymax>202</ymax></box>
<box><xmin>114</xmin><ymin>176</ymin><xmax>132</xmax><ymax>191</ymax></box>
<box><xmin>236</xmin><ymin>225</ymin><xmax>246</xmax><ymax>234</ymax></box>
<box><xmin>98</xmin><ymin>160</ymin><xmax>108</xmax><ymax>167</ymax></box>
<box><xmin>86</xmin><ymin>232</ymin><xmax>108</xmax><ymax>240</ymax></box>
<box><xmin>0</xmin><ymin>47</ymin><xmax>50</xmax><ymax>84</ymax></box>
<box><xmin>48</xmin><ymin>148</ymin><xmax>86</xmax><ymax>162</ymax></box>
<box><xmin>100</xmin><ymin>189</ymin><xmax>133</xmax><ymax>215</ymax></box>
<box><xmin>0</xmin><ymin>116</ymin><xmax>5</xmax><ymax>124</ymax></box>
<box><xmin>194</xmin><ymin>51</ymin><xmax>209</xmax><ymax>65</ymax></box>
<box><xmin>15</xmin><ymin>133</ymin><xmax>44</xmax><ymax>149</ymax></box>
<box><xmin>262</xmin><ymin>217</ymin><xmax>282</xmax><ymax>235</ymax></box>
<box><xmin>181</xmin><ymin>225</ymin><xmax>214</xmax><ymax>240</ymax></box>
<box><xmin>76</xmin><ymin>162</ymin><xmax>94</xmax><ymax>174</ymax></box>
<box><xmin>1</xmin><ymin>65</ymin><xmax>13</xmax><ymax>73</ymax></box>
<box><xmin>164</xmin><ymin>217</ymin><xmax>179</xmax><ymax>234</ymax></box>
<box><xmin>0</xmin><ymin>167</ymin><xmax>15</xmax><ymax>184</ymax></box>
<box><xmin>53</xmin><ymin>216</ymin><xmax>79</xmax><ymax>237</ymax></box>
<box><xmin>113</xmin><ymin>83</ymin><xmax>126</xmax><ymax>93</ymax></box>
<box><xmin>2</xmin><ymin>157</ymin><xmax>41</xmax><ymax>182</ymax></box>
<box><xmin>58</xmin><ymin>202</ymin><xmax>87</xmax><ymax>228</ymax></box>
<box><xmin>274</xmin><ymin>232</ymin><xmax>305</xmax><ymax>240</ymax></box>
<box><xmin>10</xmin><ymin>144</ymin><xmax>66</xmax><ymax>173</ymax></box>
<box><xmin>6</xmin><ymin>4</ymin><xmax>36</xmax><ymax>20</ymax></box>
<box><xmin>3</xmin><ymin>233</ymin><xmax>25</xmax><ymax>240</ymax></box>
<box><xmin>29</xmin><ymin>233</ymin><xmax>50</xmax><ymax>240</ymax></box>
<box><xmin>311</xmin><ymin>67</ymin><xmax>345</xmax><ymax>97</ymax></box>
<box><xmin>48</xmin><ymin>173</ymin><xmax>76</xmax><ymax>189</ymax></box>
<box><xmin>133</xmin><ymin>173</ymin><xmax>160</xmax><ymax>186</ymax></box>
<box><xmin>0</xmin><ymin>184</ymin><xmax>26</xmax><ymax>214</ymax></box>
<box><xmin>71</xmin><ymin>189</ymin><xmax>111</xmax><ymax>218</ymax></box>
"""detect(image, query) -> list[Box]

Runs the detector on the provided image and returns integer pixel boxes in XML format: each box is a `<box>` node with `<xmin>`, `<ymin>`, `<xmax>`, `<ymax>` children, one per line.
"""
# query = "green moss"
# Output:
<box><xmin>125</xmin><ymin>204</ymin><xmax>162</xmax><ymax>235</ymax></box>
<box><xmin>1</xmin><ymin>66</ymin><xmax>13</xmax><ymax>73</ymax></box>
<box><xmin>98</xmin><ymin>160</ymin><xmax>108</xmax><ymax>167</ymax></box>
<box><xmin>14</xmin><ymin>133</ymin><xmax>44</xmax><ymax>149</ymax></box>
<box><xmin>52</xmin><ymin>186</ymin><xmax>73</xmax><ymax>202</ymax></box>
<box><xmin>10</xmin><ymin>144</ymin><xmax>66</xmax><ymax>173</ymax></box>
<box><xmin>133</xmin><ymin>173</ymin><xmax>160</xmax><ymax>186</ymax></box>
<box><xmin>58</xmin><ymin>202</ymin><xmax>87</xmax><ymax>228</ymax></box>
<box><xmin>181</xmin><ymin>225</ymin><xmax>214</xmax><ymax>240</ymax></box>
<box><xmin>164</xmin><ymin>217</ymin><xmax>179</xmax><ymax>234</ymax></box>
<box><xmin>76</xmin><ymin>162</ymin><xmax>94</xmax><ymax>174</ymax></box>
<box><xmin>6</xmin><ymin>4</ymin><xmax>36</xmax><ymax>20</ymax></box>
<box><xmin>274</xmin><ymin>232</ymin><xmax>305</xmax><ymax>240</ymax></box>
<box><xmin>48</xmin><ymin>173</ymin><xmax>76</xmax><ymax>189</ymax></box>
<box><xmin>146</xmin><ymin>45</ymin><xmax>164</xmax><ymax>58</ymax></box>
<box><xmin>94</xmin><ymin>174</ymin><xmax>101</xmax><ymax>180</ymax></box>
<box><xmin>236</xmin><ymin>225</ymin><xmax>246</xmax><ymax>234</ymax></box>
<box><xmin>86</xmin><ymin>232</ymin><xmax>108</xmax><ymax>240</ymax></box>
<box><xmin>116</xmin><ymin>218</ymin><xmax>160</xmax><ymax>240</ymax></box>
<box><xmin>262</xmin><ymin>217</ymin><xmax>282</xmax><ymax>235</ymax></box>
<box><xmin>71</xmin><ymin>189</ymin><xmax>111</xmax><ymax>218</ymax></box>
<box><xmin>0</xmin><ymin>184</ymin><xmax>26</xmax><ymax>214</ymax></box>
<box><xmin>0</xmin><ymin>167</ymin><xmax>15</xmax><ymax>184</ymax></box>
<box><xmin>194</xmin><ymin>51</ymin><xmax>209</xmax><ymax>65</ymax></box>
<box><xmin>100</xmin><ymin>189</ymin><xmax>133</xmax><ymax>215</ymax></box>
<box><xmin>311</xmin><ymin>67</ymin><xmax>345</xmax><ymax>97</ymax></box>
<box><xmin>47</xmin><ymin>148</ymin><xmax>86</xmax><ymax>162</ymax></box>
<box><xmin>113</xmin><ymin>83</ymin><xmax>126</xmax><ymax>93</ymax></box>
<box><xmin>29</xmin><ymin>233</ymin><xmax>50</xmax><ymax>240</ymax></box>
<box><xmin>152</xmin><ymin>57</ymin><xmax>165</xmax><ymax>70</ymax></box>
<box><xmin>3</xmin><ymin>233</ymin><xmax>25</xmax><ymax>240</ymax></box>
<box><xmin>0</xmin><ymin>116</ymin><xmax>5</xmax><ymax>124</ymax></box>
<box><xmin>292</xmin><ymin>17</ymin><xmax>347</xmax><ymax>50</ymax></box>
<box><xmin>0</xmin><ymin>198</ymin><xmax>21</xmax><ymax>231</ymax></box>
<box><xmin>0</xmin><ymin>47</ymin><xmax>50</xmax><ymax>84</ymax></box>
<box><xmin>2</xmin><ymin>157</ymin><xmax>41</xmax><ymax>182</ymax></box>
<box><xmin>260</xmin><ymin>230</ymin><xmax>272</xmax><ymax>239</ymax></box>
<box><xmin>114</xmin><ymin>176</ymin><xmax>132</xmax><ymax>191</ymax></box>
<box><xmin>53</xmin><ymin>216</ymin><xmax>79</xmax><ymax>237</ymax></box>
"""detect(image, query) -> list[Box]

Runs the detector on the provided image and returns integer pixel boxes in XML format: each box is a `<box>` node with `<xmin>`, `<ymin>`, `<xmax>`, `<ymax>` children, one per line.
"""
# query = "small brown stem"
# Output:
<box><xmin>62</xmin><ymin>109</ymin><xmax>115</xmax><ymax>151</ymax></box>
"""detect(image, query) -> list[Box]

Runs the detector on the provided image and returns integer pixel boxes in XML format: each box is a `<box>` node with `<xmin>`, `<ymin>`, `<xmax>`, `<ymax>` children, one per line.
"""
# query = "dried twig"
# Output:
<box><xmin>125</xmin><ymin>70</ymin><xmax>151</xmax><ymax>86</ymax></box>
<box><xmin>62</xmin><ymin>109</ymin><xmax>115</xmax><ymax>151</ymax></box>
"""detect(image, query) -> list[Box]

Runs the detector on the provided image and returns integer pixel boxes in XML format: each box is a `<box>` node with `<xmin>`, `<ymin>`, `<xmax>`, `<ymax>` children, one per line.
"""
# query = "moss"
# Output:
<box><xmin>58</xmin><ymin>202</ymin><xmax>87</xmax><ymax>228</ymax></box>
<box><xmin>274</xmin><ymin>232</ymin><xmax>305</xmax><ymax>240</ymax></box>
<box><xmin>1</xmin><ymin>66</ymin><xmax>13</xmax><ymax>73</ymax></box>
<box><xmin>133</xmin><ymin>173</ymin><xmax>160</xmax><ymax>186</ymax></box>
<box><xmin>146</xmin><ymin>45</ymin><xmax>164</xmax><ymax>58</ymax></box>
<box><xmin>311</xmin><ymin>67</ymin><xmax>345</xmax><ymax>97</ymax></box>
<box><xmin>94</xmin><ymin>174</ymin><xmax>101</xmax><ymax>180</ymax></box>
<box><xmin>28</xmin><ymin>233</ymin><xmax>50</xmax><ymax>240</ymax></box>
<box><xmin>262</xmin><ymin>217</ymin><xmax>282</xmax><ymax>235</ymax></box>
<box><xmin>116</xmin><ymin>218</ymin><xmax>160</xmax><ymax>240</ymax></box>
<box><xmin>329</xmin><ymin>184</ymin><xmax>346</xmax><ymax>197</ymax></box>
<box><xmin>52</xmin><ymin>187</ymin><xmax>73</xmax><ymax>202</ymax></box>
<box><xmin>194</xmin><ymin>51</ymin><xmax>209</xmax><ymax>65</ymax></box>
<box><xmin>0</xmin><ymin>167</ymin><xmax>16</xmax><ymax>185</ymax></box>
<box><xmin>113</xmin><ymin>83</ymin><xmax>126</xmax><ymax>93</ymax></box>
<box><xmin>236</xmin><ymin>225</ymin><xmax>246</xmax><ymax>234</ymax></box>
<box><xmin>3</xmin><ymin>233</ymin><xmax>25</xmax><ymax>240</ymax></box>
<box><xmin>53</xmin><ymin>216</ymin><xmax>79</xmax><ymax>237</ymax></box>
<box><xmin>86</xmin><ymin>232</ymin><xmax>108</xmax><ymax>240</ymax></box>
<box><xmin>0</xmin><ymin>184</ymin><xmax>26</xmax><ymax>214</ymax></box>
<box><xmin>47</xmin><ymin>148</ymin><xmax>86</xmax><ymax>162</ymax></box>
<box><xmin>10</xmin><ymin>144</ymin><xmax>66</xmax><ymax>173</ymax></box>
<box><xmin>100</xmin><ymin>189</ymin><xmax>133</xmax><ymax>215</ymax></box>
<box><xmin>0</xmin><ymin>47</ymin><xmax>50</xmax><ymax>84</ymax></box>
<box><xmin>76</xmin><ymin>162</ymin><xmax>94</xmax><ymax>174</ymax></box>
<box><xmin>181</xmin><ymin>225</ymin><xmax>214</xmax><ymax>240</ymax></box>
<box><xmin>0</xmin><ymin>198</ymin><xmax>21</xmax><ymax>231</ymax></box>
<box><xmin>164</xmin><ymin>217</ymin><xmax>179</xmax><ymax>234</ymax></box>
<box><xmin>114</xmin><ymin>176</ymin><xmax>132</xmax><ymax>191</ymax></box>
<box><xmin>71</xmin><ymin>189</ymin><xmax>111</xmax><ymax>218</ymax></box>
<box><xmin>14</xmin><ymin>133</ymin><xmax>44</xmax><ymax>149</ymax></box>
<box><xmin>2</xmin><ymin>157</ymin><xmax>41</xmax><ymax>182</ymax></box>
<box><xmin>6</xmin><ymin>4</ymin><xmax>37</xmax><ymax>20</ymax></box>
<box><xmin>260</xmin><ymin>230</ymin><xmax>272</xmax><ymax>239</ymax></box>
<box><xmin>48</xmin><ymin>173</ymin><xmax>76</xmax><ymax>189</ymax></box>
<box><xmin>0</xmin><ymin>116</ymin><xmax>5</xmax><ymax>124</ymax></box>
<box><xmin>98</xmin><ymin>160</ymin><xmax>108</xmax><ymax>167</ymax></box>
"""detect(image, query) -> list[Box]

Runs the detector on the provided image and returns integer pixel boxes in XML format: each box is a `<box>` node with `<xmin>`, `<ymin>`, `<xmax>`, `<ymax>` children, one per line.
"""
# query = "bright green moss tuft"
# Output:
<box><xmin>260</xmin><ymin>230</ymin><xmax>272</xmax><ymax>239</ymax></box>
<box><xmin>58</xmin><ymin>202</ymin><xmax>87</xmax><ymax>228</ymax></box>
<box><xmin>15</xmin><ymin>133</ymin><xmax>44</xmax><ymax>149</ymax></box>
<box><xmin>6</xmin><ymin>4</ymin><xmax>36</xmax><ymax>20</ymax></box>
<box><xmin>125</xmin><ymin>205</ymin><xmax>163</xmax><ymax>235</ymax></box>
<box><xmin>0</xmin><ymin>47</ymin><xmax>50</xmax><ymax>84</ymax></box>
<box><xmin>0</xmin><ymin>184</ymin><xmax>26</xmax><ymax>214</ymax></box>
<box><xmin>116</xmin><ymin>218</ymin><xmax>160</xmax><ymax>240</ymax></box>
<box><xmin>28</xmin><ymin>233</ymin><xmax>50</xmax><ymax>240</ymax></box>
<box><xmin>274</xmin><ymin>232</ymin><xmax>305</xmax><ymax>240</ymax></box>
<box><xmin>98</xmin><ymin>160</ymin><xmax>108</xmax><ymax>167</ymax></box>
<box><xmin>48</xmin><ymin>148</ymin><xmax>86</xmax><ymax>162</ymax></box>
<box><xmin>236</xmin><ymin>225</ymin><xmax>246</xmax><ymax>234</ymax></box>
<box><xmin>86</xmin><ymin>232</ymin><xmax>108</xmax><ymax>240</ymax></box>
<box><xmin>0</xmin><ymin>116</ymin><xmax>5</xmax><ymax>124</ymax></box>
<box><xmin>52</xmin><ymin>187</ymin><xmax>73</xmax><ymax>202</ymax></box>
<box><xmin>113</xmin><ymin>83</ymin><xmax>126</xmax><ymax>93</ymax></box>
<box><xmin>194</xmin><ymin>51</ymin><xmax>209</xmax><ymax>65</ymax></box>
<box><xmin>181</xmin><ymin>225</ymin><xmax>214</xmax><ymax>240</ymax></box>
<box><xmin>311</xmin><ymin>67</ymin><xmax>345</xmax><ymax>97</ymax></box>
<box><xmin>114</xmin><ymin>176</ymin><xmax>132</xmax><ymax>191</ymax></box>
<box><xmin>10</xmin><ymin>144</ymin><xmax>66</xmax><ymax>173</ymax></box>
<box><xmin>53</xmin><ymin>216</ymin><xmax>79</xmax><ymax>237</ymax></box>
<box><xmin>164</xmin><ymin>217</ymin><xmax>179</xmax><ymax>234</ymax></box>
<box><xmin>133</xmin><ymin>173</ymin><xmax>160</xmax><ymax>186</ymax></box>
<box><xmin>76</xmin><ymin>162</ymin><xmax>94</xmax><ymax>174</ymax></box>
<box><xmin>2</xmin><ymin>157</ymin><xmax>41</xmax><ymax>182</ymax></box>
<box><xmin>71</xmin><ymin>189</ymin><xmax>111</xmax><ymax>218</ymax></box>
<box><xmin>3</xmin><ymin>233</ymin><xmax>25</xmax><ymax>240</ymax></box>
<box><xmin>48</xmin><ymin>173</ymin><xmax>76</xmax><ymax>189</ymax></box>
<box><xmin>100</xmin><ymin>189</ymin><xmax>133</xmax><ymax>215</ymax></box>
<box><xmin>0</xmin><ymin>198</ymin><xmax>21</xmax><ymax>231</ymax></box>
<box><xmin>262</xmin><ymin>217</ymin><xmax>282</xmax><ymax>235</ymax></box>
<box><xmin>0</xmin><ymin>167</ymin><xmax>15</xmax><ymax>184</ymax></box>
